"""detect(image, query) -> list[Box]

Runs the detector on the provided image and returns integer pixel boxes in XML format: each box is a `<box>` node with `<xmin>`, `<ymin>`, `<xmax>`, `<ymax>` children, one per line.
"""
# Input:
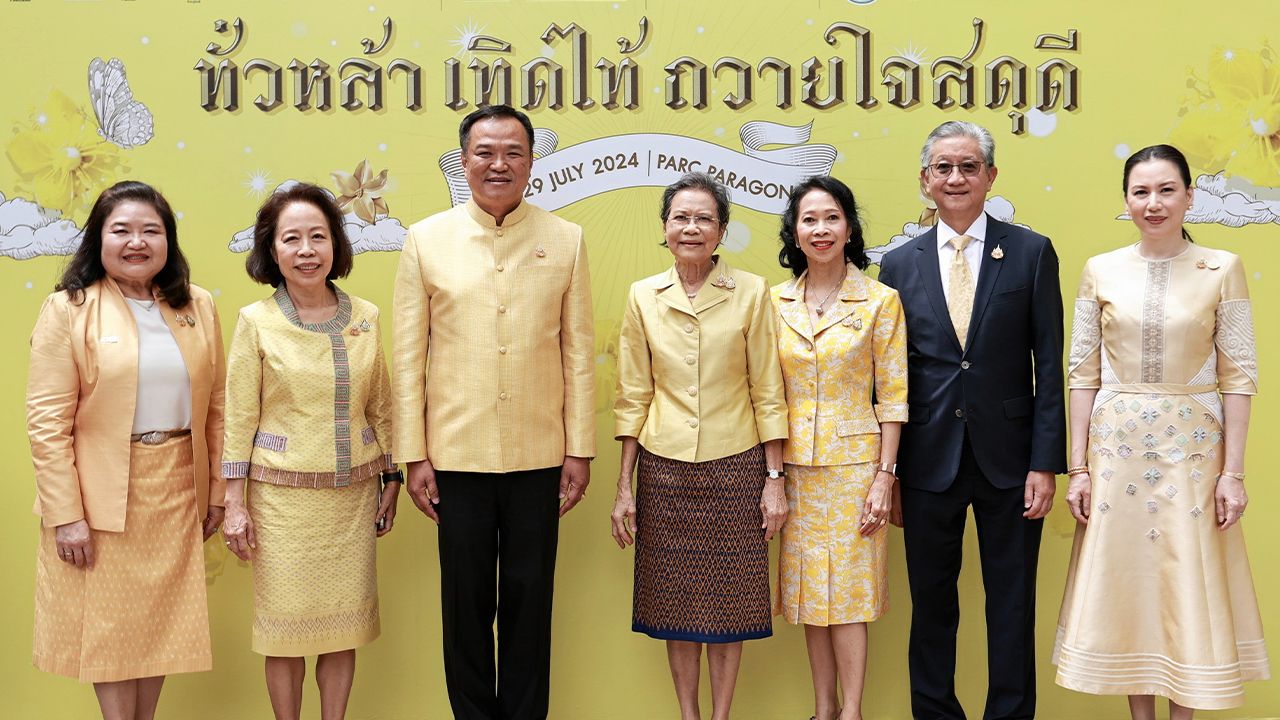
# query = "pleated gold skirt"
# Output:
<box><xmin>33</xmin><ymin>436</ymin><xmax>211</xmax><ymax>682</ymax></box>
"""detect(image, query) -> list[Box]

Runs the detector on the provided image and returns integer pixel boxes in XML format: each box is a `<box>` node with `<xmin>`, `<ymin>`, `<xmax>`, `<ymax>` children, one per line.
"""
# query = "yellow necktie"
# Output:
<box><xmin>948</xmin><ymin>235</ymin><xmax>975</xmax><ymax>349</ymax></box>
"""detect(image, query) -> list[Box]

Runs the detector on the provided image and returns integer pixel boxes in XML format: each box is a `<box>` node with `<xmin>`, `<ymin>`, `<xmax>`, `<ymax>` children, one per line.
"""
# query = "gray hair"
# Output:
<box><xmin>659</xmin><ymin>172</ymin><xmax>731</xmax><ymax>225</ymax></box>
<box><xmin>920</xmin><ymin>121</ymin><xmax>996</xmax><ymax>168</ymax></box>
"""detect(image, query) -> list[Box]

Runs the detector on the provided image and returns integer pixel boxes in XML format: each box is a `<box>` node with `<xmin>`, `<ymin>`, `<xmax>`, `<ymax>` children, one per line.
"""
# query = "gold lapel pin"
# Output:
<box><xmin>711</xmin><ymin>274</ymin><xmax>736</xmax><ymax>290</ymax></box>
<box><xmin>991</xmin><ymin>245</ymin><xmax>1004</xmax><ymax>260</ymax></box>
<box><xmin>534</xmin><ymin>246</ymin><xmax>546</xmax><ymax>258</ymax></box>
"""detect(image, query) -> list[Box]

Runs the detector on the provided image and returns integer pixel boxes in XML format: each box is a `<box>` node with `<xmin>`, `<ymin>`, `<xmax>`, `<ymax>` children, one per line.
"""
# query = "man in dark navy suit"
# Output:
<box><xmin>878</xmin><ymin>121</ymin><xmax>1066</xmax><ymax>720</ymax></box>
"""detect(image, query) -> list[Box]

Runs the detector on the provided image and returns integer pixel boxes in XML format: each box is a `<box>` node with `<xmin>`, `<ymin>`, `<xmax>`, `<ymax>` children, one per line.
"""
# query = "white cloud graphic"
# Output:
<box><xmin>0</xmin><ymin>191</ymin><xmax>84</xmax><ymax>260</ymax></box>
<box><xmin>228</xmin><ymin>180</ymin><xmax>407</xmax><ymax>254</ymax></box>
<box><xmin>1117</xmin><ymin>173</ymin><xmax>1280</xmax><ymax>228</ymax></box>
<box><xmin>867</xmin><ymin>196</ymin><xmax>1027</xmax><ymax>265</ymax></box>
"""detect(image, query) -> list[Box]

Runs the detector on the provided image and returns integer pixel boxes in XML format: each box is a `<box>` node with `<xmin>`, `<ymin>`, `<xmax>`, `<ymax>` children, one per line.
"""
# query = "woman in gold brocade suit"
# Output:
<box><xmin>772</xmin><ymin>176</ymin><xmax>908</xmax><ymax>720</ymax></box>
<box><xmin>1054</xmin><ymin>145</ymin><xmax>1269</xmax><ymax>718</ymax></box>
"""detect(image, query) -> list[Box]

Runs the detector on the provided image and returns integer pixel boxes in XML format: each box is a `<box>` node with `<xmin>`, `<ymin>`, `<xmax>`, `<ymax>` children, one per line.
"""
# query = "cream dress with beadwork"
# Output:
<box><xmin>1052</xmin><ymin>245</ymin><xmax>1269</xmax><ymax>709</ymax></box>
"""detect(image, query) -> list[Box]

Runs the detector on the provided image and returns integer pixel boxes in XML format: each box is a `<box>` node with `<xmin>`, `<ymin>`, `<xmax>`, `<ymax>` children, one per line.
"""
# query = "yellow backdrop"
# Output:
<box><xmin>1</xmin><ymin>1</ymin><xmax>1276</xmax><ymax>718</ymax></box>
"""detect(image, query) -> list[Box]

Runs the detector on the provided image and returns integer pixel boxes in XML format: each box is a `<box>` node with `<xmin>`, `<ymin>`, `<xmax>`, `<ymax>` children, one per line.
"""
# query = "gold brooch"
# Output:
<box><xmin>711</xmin><ymin>274</ymin><xmax>736</xmax><ymax>290</ymax></box>
<box><xmin>349</xmin><ymin>318</ymin><xmax>372</xmax><ymax>336</ymax></box>
<box><xmin>1196</xmin><ymin>258</ymin><xmax>1221</xmax><ymax>270</ymax></box>
<box><xmin>991</xmin><ymin>245</ymin><xmax>1004</xmax><ymax>260</ymax></box>
<box><xmin>534</xmin><ymin>246</ymin><xmax>546</xmax><ymax>258</ymax></box>
<box><xmin>175</xmin><ymin>314</ymin><xmax>196</xmax><ymax>327</ymax></box>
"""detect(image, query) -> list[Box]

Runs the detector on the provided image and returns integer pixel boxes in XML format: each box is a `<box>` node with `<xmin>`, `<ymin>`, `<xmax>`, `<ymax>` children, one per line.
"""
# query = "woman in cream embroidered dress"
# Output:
<box><xmin>221</xmin><ymin>183</ymin><xmax>399</xmax><ymax>720</ymax></box>
<box><xmin>1054</xmin><ymin>145</ymin><xmax>1269</xmax><ymax>717</ymax></box>
<box><xmin>772</xmin><ymin>177</ymin><xmax>907</xmax><ymax>720</ymax></box>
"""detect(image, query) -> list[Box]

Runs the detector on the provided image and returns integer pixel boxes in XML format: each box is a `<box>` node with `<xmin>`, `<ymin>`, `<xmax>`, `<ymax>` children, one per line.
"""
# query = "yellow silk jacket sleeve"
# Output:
<box><xmin>367</xmin><ymin>311</ymin><xmax>396</xmax><ymax>467</ymax></box>
<box><xmin>221</xmin><ymin>308</ymin><xmax>263</xmax><ymax>478</ymax></box>
<box><xmin>26</xmin><ymin>294</ymin><xmax>84</xmax><ymax>527</ymax></box>
<box><xmin>560</xmin><ymin>232</ymin><xmax>596</xmax><ymax>458</ymax></box>
<box><xmin>202</xmin><ymin>292</ymin><xmax>229</xmax><ymax>506</ymax></box>
<box><xmin>613</xmin><ymin>284</ymin><xmax>655</xmax><ymax>440</ymax></box>
<box><xmin>871</xmin><ymin>288</ymin><xmax>909</xmax><ymax>423</ymax></box>
<box><xmin>744</xmin><ymin>278</ymin><xmax>789</xmax><ymax>443</ymax></box>
<box><xmin>391</xmin><ymin>227</ymin><xmax>430</xmax><ymax>464</ymax></box>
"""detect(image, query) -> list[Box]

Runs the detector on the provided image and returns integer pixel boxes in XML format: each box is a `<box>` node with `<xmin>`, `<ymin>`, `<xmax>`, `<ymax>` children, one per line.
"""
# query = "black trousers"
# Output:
<box><xmin>436</xmin><ymin>466</ymin><xmax>561</xmax><ymax>720</ymax></box>
<box><xmin>900</xmin><ymin>438</ymin><xmax>1043</xmax><ymax>720</ymax></box>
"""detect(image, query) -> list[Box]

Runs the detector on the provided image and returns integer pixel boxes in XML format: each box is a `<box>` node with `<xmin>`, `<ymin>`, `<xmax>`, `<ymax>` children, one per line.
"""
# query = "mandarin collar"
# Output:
<box><xmin>465</xmin><ymin>198</ymin><xmax>530</xmax><ymax>229</ymax></box>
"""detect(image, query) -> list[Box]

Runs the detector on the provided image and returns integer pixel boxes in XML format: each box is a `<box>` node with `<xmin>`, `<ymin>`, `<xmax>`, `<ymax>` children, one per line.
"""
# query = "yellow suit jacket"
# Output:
<box><xmin>614</xmin><ymin>257</ymin><xmax>788</xmax><ymax>462</ymax></box>
<box><xmin>772</xmin><ymin>266</ymin><xmax>909</xmax><ymax>466</ymax></box>
<box><xmin>392</xmin><ymin>200</ymin><xmax>595</xmax><ymax>473</ymax></box>
<box><xmin>26</xmin><ymin>278</ymin><xmax>227</xmax><ymax>532</ymax></box>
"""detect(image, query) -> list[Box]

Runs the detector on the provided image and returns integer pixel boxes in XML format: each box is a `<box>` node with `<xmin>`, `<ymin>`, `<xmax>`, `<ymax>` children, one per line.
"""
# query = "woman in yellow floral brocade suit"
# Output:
<box><xmin>772</xmin><ymin>176</ymin><xmax>908</xmax><ymax>720</ymax></box>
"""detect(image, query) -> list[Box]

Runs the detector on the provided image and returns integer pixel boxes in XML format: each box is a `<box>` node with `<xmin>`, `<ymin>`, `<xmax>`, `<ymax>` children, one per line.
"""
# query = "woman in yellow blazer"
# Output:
<box><xmin>611</xmin><ymin>172</ymin><xmax>789</xmax><ymax>720</ymax></box>
<box><xmin>772</xmin><ymin>176</ymin><xmax>908</xmax><ymax>720</ymax></box>
<box><xmin>220</xmin><ymin>183</ymin><xmax>398</xmax><ymax>720</ymax></box>
<box><xmin>26</xmin><ymin>181</ymin><xmax>227</xmax><ymax>720</ymax></box>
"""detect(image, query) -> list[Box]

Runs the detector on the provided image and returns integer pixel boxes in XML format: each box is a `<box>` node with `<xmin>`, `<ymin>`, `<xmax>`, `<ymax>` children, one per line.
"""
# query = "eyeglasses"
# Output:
<box><xmin>665</xmin><ymin>214</ymin><xmax>719</xmax><ymax>230</ymax></box>
<box><xmin>925</xmin><ymin>161</ymin><xmax>986</xmax><ymax>178</ymax></box>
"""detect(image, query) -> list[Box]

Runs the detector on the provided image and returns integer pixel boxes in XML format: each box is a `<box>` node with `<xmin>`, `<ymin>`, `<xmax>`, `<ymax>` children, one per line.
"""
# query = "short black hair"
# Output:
<box><xmin>57</xmin><ymin>180</ymin><xmax>192</xmax><ymax>308</ymax></box>
<box><xmin>246</xmin><ymin>183</ymin><xmax>354</xmax><ymax>287</ymax></box>
<box><xmin>459</xmin><ymin>105</ymin><xmax>535</xmax><ymax>153</ymax></box>
<box><xmin>778</xmin><ymin>176</ymin><xmax>869</xmax><ymax>276</ymax></box>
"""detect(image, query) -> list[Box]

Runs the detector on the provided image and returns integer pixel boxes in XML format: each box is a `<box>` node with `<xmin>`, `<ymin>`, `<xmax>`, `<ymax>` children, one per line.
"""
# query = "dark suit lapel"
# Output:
<box><xmin>914</xmin><ymin>234</ymin><xmax>963</xmax><ymax>353</ymax></box>
<box><xmin>966</xmin><ymin>216</ymin><xmax>1006</xmax><ymax>348</ymax></box>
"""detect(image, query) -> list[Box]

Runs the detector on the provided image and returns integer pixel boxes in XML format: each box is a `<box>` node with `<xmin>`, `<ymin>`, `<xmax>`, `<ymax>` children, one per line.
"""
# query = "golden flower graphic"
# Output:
<box><xmin>1171</xmin><ymin>45</ymin><xmax>1280</xmax><ymax>184</ymax></box>
<box><xmin>332</xmin><ymin>159</ymin><xmax>389</xmax><ymax>224</ymax></box>
<box><xmin>6</xmin><ymin>90</ymin><xmax>123</xmax><ymax>216</ymax></box>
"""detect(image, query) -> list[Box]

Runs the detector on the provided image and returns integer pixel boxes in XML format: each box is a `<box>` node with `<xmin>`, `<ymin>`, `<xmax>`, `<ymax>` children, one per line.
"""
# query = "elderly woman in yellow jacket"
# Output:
<box><xmin>220</xmin><ymin>183</ymin><xmax>399</xmax><ymax>720</ymax></box>
<box><xmin>772</xmin><ymin>176</ymin><xmax>908</xmax><ymax>720</ymax></box>
<box><xmin>27</xmin><ymin>181</ymin><xmax>226</xmax><ymax>720</ymax></box>
<box><xmin>611</xmin><ymin>172</ymin><xmax>788</xmax><ymax>720</ymax></box>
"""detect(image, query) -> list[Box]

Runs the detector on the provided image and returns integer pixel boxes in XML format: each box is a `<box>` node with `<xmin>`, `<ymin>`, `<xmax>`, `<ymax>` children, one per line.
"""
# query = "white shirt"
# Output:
<box><xmin>935</xmin><ymin>213</ymin><xmax>987</xmax><ymax>305</ymax></box>
<box><xmin>126</xmin><ymin>298</ymin><xmax>192</xmax><ymax>433</ymax></box>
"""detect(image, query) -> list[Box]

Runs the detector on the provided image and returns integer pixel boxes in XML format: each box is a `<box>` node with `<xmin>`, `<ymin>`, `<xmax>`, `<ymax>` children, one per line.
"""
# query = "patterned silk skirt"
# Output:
<box><xmin>776</xmin><ymin>462</ymin><xmax>887</xmax><ymax>626</ymax></box>
<box><xmin>33</xmin><ymin>436</ymin><xmax>211</xmax><ymax>682</ymax></box>
<box><xmin>632</xmin><ymin>444</ymin><xmax>771</xmax><ymax>643</ymax></box>
<box><xmin>248</xmin><ymin>478</ymin><xmax>380</xmax><ymax>656</ymax></box>
<box><xmin>1054</xmin><ymin>391</ymin><xmax>1270</xmax><ymax>709</ymax></box>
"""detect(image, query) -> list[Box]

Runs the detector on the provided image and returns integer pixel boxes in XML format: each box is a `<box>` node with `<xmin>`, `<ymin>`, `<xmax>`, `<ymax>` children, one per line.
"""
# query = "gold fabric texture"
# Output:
<box><xmin>1054</xmin><ymin>245</ymin><xmax>1269</xmax><ymax>709</ymax></box>
<box><xmin>33</xmin><ymin>437</ymin><xmax>211</xmax><ymax>682</ymax></box>
<box><xmin>771</xmin><ymin>265</ymin><xmax>909</xmax><ymax>466</ymax></box>
<box><xmin>946</xmin><ymin>234</ymin><xmax>975</xmax><ymax>349</ymax></box>
<box><xmin>392</xmin><ymin>200</ymin><xmax>595</xmax><ymax>472</ymax></box>
<box><xmin>222</xmin><ymin>291</ymin><xmax>393</xmax><ymax>485</ymax></box>
<box><xmin>613</xmin><ymin>257</ymin><xmax>787</xmax><ymax>463</ymax></box>
<box><xmin>248</xmin><ymin>479</ymin><xmax>380</xmax><ymax>656</ymax></box>
<box><xmin>775</xmin><ymin>463</ymin><xmax>887</xmax><ymax>626</ymax></box>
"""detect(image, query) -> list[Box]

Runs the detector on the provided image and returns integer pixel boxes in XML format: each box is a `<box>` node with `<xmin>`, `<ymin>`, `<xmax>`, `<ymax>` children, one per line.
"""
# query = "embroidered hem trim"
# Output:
<box><xmin>247</xmin><ymin>457</ymin><xmax>386</xmax><ymax>489</ymax></box>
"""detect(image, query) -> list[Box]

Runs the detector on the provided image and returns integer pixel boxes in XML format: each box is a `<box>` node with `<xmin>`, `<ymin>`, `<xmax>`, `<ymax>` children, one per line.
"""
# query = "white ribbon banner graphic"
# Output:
<box><xmin>439</xmin><ymin>121</ymin><xmax>837</xmax><ymax>214</ymax></box>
